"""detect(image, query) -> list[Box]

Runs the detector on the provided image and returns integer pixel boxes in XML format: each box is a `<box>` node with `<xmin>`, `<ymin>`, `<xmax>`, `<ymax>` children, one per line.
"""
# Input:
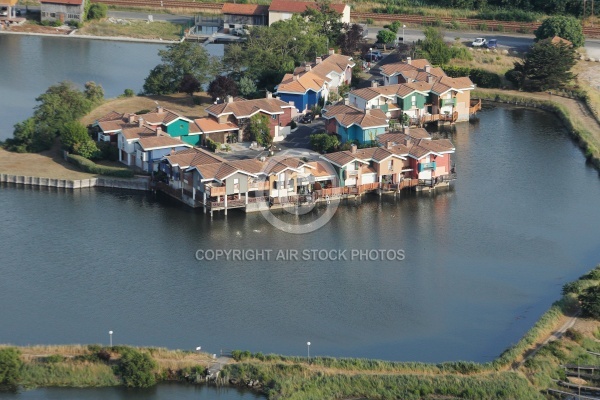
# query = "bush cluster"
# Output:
<box><xmin>66</xmin><ymin>154</ymin><xmax>134</xmax><ymax>178</ymax></box>
<box><xmin>442</xmin><ymin>65</ymin><xmax>502</xmax><ymax>88</ymax></box>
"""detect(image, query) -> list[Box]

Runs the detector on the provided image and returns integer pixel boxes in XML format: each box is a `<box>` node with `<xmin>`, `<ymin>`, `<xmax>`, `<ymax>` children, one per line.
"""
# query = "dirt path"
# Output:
<box><xmin>476</xmin><ymin>88</ymin><xmax>600</xmax><ymax>155</ymax></box>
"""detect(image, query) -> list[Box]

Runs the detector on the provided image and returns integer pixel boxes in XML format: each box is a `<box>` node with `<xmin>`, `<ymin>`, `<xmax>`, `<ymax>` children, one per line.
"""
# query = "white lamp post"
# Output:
<box><xmin>196</xmin><ymin>346</ymin><xmax>202</xmax><ymax>352</ymax></box>
<box><xmin>402</xmin><ymin>25</ymin><xmax>406</xmax><ymax>43</ymax></box>
<box><xmin>307</xmin><ymin>341</ymin><xmax>311</xmax><ymax>361</ymax></box>
<box><xmin>109</xmin><ymin>330</ymin><xmax>113</xmax><ymax>347</ymax></box>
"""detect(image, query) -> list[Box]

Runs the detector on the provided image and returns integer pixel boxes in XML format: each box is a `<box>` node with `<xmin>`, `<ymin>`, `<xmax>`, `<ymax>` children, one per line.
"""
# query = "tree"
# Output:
<box><xmin>301</xmin><ymin>0</ymin><xmax>343</xmax><ymax>44</ymax></box>
<box><xmin>386</xmin><ymin>21</ymin><xmax>402</xmax><ymax>34</ymax></box>
<box><xmin>222</xmin><ymin>43</ymin><xmax>245</xmax><ymax>81</ymax></box>
<box><xmin>61</xmin><ymin>121</ymin><xmax>90</xmax><ymax>152</ymax></box>
<box><xmin>207</xmin><ymin>75</ymin><xmax>238</xmax><ymax>101</ymax></box>
<box><xmin>509</xmin><ymin>39</ymin><xmax>576</xmax><ymax>91</ymax></box>
<box><xmin>579</xmin><ymin>285</ymin><xmax>600</xmax><ymax>320</ymax></box>
<box><xmin>376</xmin><ymin>29</ymin><xmax>396</xmax><ymax>51</ymax></box>
<box><xmin>84</xmin><ymin>81</ymin><xmax>104</xmax><ymax>104</ymax></box>
<box><xmin>73</xmin><ymin>139</ymin><xmax>100</xmax><ymax>159</ymax></box>
<box><xmin>143</xmin><ymin>42</ymin><xmax>219</xmax><ymax>95</ymax></box>
<box><xmin>534</xmin><ymin>16</ymin><xmax>584</xmax><ymax>48</ymax></box>
<box><xmin>4</xmin><ymin>82</ymin><xmax>93</xmax><ymax>153</ymax></box>
<box><xmin>86</xmin><ymin>3</ymin><xmax>107</xmax><ymax>20</ymax></box>
<box><xmin>239</xmin><ymin>76</ymin><xmax>257</xmax><ymax>98</ymax></box>
<box><xmin>0</xmin><ymin>348</ymin><xmax>22</xmax><ymax>392</ymax></box>
<box><xmin>115</xmin><ymin>349</ymin><xmax>157</xmax><ymax>388</ymax></box>
<box><xmin>337</xmin><ymin>23</ymin><xmax>365</xmax><ymax>55</ymax></box>
<box><xmin>248</xmin><ymin>114</ymin><xmax>272</xmax><ymax>147</ymax></box>
<box><xmin>143</xmin><ymin>65</ymin><xmax>177</xmax><ymax>96</ymax></box>
<box><xmin>179</xmin><ymin>74</ymin><xmax>201</xmax><ymax>97</ymax></box>
<box><xmin>310</xmin><ymin>132</ymin><xmax>339</xmax><ymax>153</ymax></box>
<box><xmin>416</xmin><ymin>27</ymin><xmax>451</xmax><ymax>65</ymax></box>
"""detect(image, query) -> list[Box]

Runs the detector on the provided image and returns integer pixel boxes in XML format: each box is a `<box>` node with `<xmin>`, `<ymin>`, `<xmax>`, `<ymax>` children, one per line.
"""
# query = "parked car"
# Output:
<box><xmin>374</xmin><ymin>41</ymin><xmax>397</xmax><ymax>50</ymax></box>
<box><xmin>300</xmin><ymin>113</ymin><xmax>314</xmax><ymax>124</ymax></box>
<box><xmin>0</xmin><ymin>7</ymin><xmax>8</xmax><ymax>16</ymax></box>
<box><xmin>485</xmin><ymin>39</ymin><xmax>497</xmax><ymax>49</ymax></box>
<box><xmin>471</xmin><ymin>38</ymin><xmax>487</xmax><ymax>47</ymax></box>
<box><xmin>231</xmin><ymin>28</ymin><xmax>248</xmax><ymax>36</ymax></box>
<box><xmin>364</xmin><ymin>53</ymin><xmax>381</xmax><ymax>63</ymax></box>
<box><xmin>15</xmin><ymin>8</ymin><xmax>21</xmax><ymax>16</ymax></box>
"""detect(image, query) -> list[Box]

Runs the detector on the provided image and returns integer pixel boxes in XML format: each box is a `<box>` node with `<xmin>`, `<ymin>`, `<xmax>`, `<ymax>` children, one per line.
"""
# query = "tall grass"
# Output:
<box><xmin>20</xmin><ymin>361</ymin><xmax>120</xmax><ymax>388</ymax></box>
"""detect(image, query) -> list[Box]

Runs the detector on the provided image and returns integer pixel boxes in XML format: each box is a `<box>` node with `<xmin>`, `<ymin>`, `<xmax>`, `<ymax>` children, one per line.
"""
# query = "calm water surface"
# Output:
<box><xmin>0</xmin><ymin>384</ymin><xmax>263</xmax><ymax>399</ymax></box>
<box><xmin>0</xmin><ymin>35</ymin><xmax>222</xmax><ymax>140</ymax></box>
<box><xmin>1</xmin><ymin>104</ymin><xmax>599</xmax><ymax>365</ymax></box>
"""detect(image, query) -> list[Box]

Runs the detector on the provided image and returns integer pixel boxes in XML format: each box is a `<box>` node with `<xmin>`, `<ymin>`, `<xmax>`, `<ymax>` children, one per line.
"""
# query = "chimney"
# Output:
<box><xmin>305</xmin><ymin>64</ymin><xmax>311</xmax><ymax>72</ymax></box>
<box><xmin>157</xmin><ymin>105</ymin><xmax>164</xmax><ymax>114</ymax></box>
<box><xmin>406</xmin><ymin>57</ymin><xmax>412</xmax><ymax>65</ymax></box>
<box><xmin>156</xmin><ymin>126</ymin><xmax>162</xmax><ymax>136</ymax></box>
<box><xmin>293</xmin><ymin>75</ymin><xmax>298</xmax><ymax>81</ymax></box>
<box><xmin>427</xmin><ymin>75</ymin><xmax>435</xmax><ymax>84</ymax></box>
<box><xmin>329</xmin><ymin>48</ymin><xmax>335</xmax><ymax>56</ymax></box>
<box><xmin>127</xmin><ymin>114</ymin><xmax>135</xmax><ymax>124</ymax></box>
<box><xmin>386</xmin><ymin>141</ymin><xmax>393</xmax><ymax>150</ymax></box>
<box><xmin>227</xmin><ymin>95</ymin><xmax>234</xmax><ymax>103</ymax></box>
<box><xmin>365</xmin><ymin>108</ymin><xmax>371</xmax><ymax>115</ymax></box>
<box><xmin>403</xmin><ymin>136</ymin><xmax>411</xmax><ymax>146</ymax></box>
<box><xmin>371</xmin><ymin>80</ymin><xmax>378</xmax><ymax>88</ymax></box>
<box><xmin>425</xmin><ymin>64</ymin><xmax>431</xmax><ymax>73</ymax></box>
<box><xmin>266</xmin><ymin>91</ymin><xmax>273</xmax><ymax>99</ymax></box>
<box><xmin>315</xmin><ymin>56</ymin><xmax>322</xmax><ymax>64</ymax></box>
<box><xmin>350</xmin><ymin>144</ymin><xmax>357</xmax><ymax>154</ymax></box>
<box><xmin>138</xmin><ymin>117</ymin><xmax>144</xmax><ymax>127</ymax></box>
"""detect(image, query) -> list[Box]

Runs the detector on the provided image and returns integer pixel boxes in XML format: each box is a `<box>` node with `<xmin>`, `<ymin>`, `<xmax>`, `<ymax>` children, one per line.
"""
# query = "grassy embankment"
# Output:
<box><xmin>76</xmin><ymin>19</ymin><xmax>184</xmax><ymax>41</ymax></box>
<box><xmin>3</xmin><ymin>265</ymin><xmax>599</xmax><ymax>399</ymax></box>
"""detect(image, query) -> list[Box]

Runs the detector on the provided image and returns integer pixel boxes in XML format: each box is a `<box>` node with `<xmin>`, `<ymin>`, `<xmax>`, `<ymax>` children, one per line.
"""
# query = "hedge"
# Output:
<box><xmin>66</xmin><ymin>154</ymin><xmax>135</xmax><ymax>178</ymax></box>
<box><xmin>442</xmin><ymin>65</ymin><xmax>503</xmax><ymax>88</ymax></box>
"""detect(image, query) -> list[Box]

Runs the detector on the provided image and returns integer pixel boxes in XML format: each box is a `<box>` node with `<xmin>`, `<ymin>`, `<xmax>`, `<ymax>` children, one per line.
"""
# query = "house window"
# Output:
<box><xmin>388</xmin><ymin>160</ymin><xmax>393</xmax><ymax>170</ymax></box>
<box><xmin>180</xmin><ymin>124</ymin><xmax>184</xmax><ymax>129</ymax></box>
<box><xmin>271</xmin><ymin>114</ymin><xmax>277</xmax><ymax>120</ymax></box>
<box><xmin>50</xmin><ymin>12</ymin><xmax>56</xmax><ymax>17</ymax></box>
<box><xmin>411</xmin><ymin>96</ymin><xmax>416</xmax><ymax>107</ymax></box>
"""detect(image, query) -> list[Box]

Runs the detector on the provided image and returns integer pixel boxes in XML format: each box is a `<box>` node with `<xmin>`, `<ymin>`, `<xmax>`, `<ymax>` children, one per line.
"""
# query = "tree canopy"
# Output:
<box><xmin>507</xmin><ymin>39</ymin><xmax>576</xmax><ymax>91</ymax></box>
<box><xmin>337</xmin><ymin>23</ymin><xmax>365</xmax><ymax>55</ymax></box>
<box><xmin>115</xmin><ymin>349</ymin><xmax>157</xmax><ymax>388</ymax></box>
<box><xmin>534</xmin><ymin>15</ymin><xmax>585</xmax><ymax>48</ymax></box>
<box><xmin>237</xmin><ymin>15</ymin><xmax>327</xmax><ymax>90</ymax></box>
<box><xmin>301</xmin><ymin>0</ymin><xmax>343</xmax><ymax>45</ymax></box>
<box><xmin>248</xmin><ymin>114</ymin><xmax>272</xmax><ymax>147</ymax></box>
<box><xmin>579</xmin><ymin>285</ymin><xmax>600</xmax><ymax>320</ymax></box>
<box><xmin>416</xmin><ymin>27</ymin><xmax>451</xmax><ymax>65</ymax></box>
<box><xmin>4</xmin><ymin>81</ymin><xmax>101</xmax><ymax>153</ymax></box>
<box><xmin>207</xmin><ymin>75</ymin><xmax>239</xmax><ymax>101</ymax></box>
<box><xmin>143</xmin><ymin>42</ymin><xmax>219</xmax><ymax>95</ymax></box>
<box><xmin>0</xmin><ymin>348</ymin><xmax>22</xmax><ymax>392</ymax></box>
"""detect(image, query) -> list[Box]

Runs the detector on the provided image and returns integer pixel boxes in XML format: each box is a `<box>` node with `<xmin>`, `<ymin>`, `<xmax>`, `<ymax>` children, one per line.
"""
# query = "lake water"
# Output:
<box><xmin>0</xmin><ymin>34</ymin><xmax>222</xmax><ymax>140</ymax></box>
<box><xmin>1</xmin><ymin>33</ymin><xmax>600</xmax><ymax>399</ymax></box>
<box><xmin>1</xmin><ymin>103</ymin><xmax>599</xmax><ymax>364</ymax></box>
<box><xmin>0</xmin><ymin>384</ymin><xmax>263</xmax><ymax>399</ymax></box>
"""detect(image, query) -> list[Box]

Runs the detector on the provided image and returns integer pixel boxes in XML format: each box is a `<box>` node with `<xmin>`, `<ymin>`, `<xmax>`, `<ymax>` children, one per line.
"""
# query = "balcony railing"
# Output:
<box><xmin>418</xmin><ymin>162</ymin><xmax>436</xmax><ymax>172</ymax></box>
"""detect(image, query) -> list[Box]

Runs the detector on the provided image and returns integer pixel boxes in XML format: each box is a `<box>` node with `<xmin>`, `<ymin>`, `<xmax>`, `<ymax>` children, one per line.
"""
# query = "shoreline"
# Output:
<box><xmin>0</xmin><ymin>174</ymin><xmax>150</xmax><ymax>191</ymax></box>
<box><xmin>0</xmin><ymin>29</ymin><xmax>179</xmax><ymax>44</ymax></box>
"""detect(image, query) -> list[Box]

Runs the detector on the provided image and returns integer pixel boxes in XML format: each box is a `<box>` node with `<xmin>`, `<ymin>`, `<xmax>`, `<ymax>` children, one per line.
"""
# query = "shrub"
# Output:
<box><xmin>42</xmin><ymin>354</ymin><xmax>65</xmax><ymax>363</ymax></box>
<box><xmin>366</xmin><ymin>18</ymin><xmax>374</xmax><ymax>25</ymax></box>
<box><xmin>205</xmin><ymin>138</ymin><xmax>218</xmax><ymax>152</ymax></box>
<box><xmin>87</xmin><ymin>3</ymin><xmax>107</xmax><ymax>20</ymax></box>
<box><xmin>290</xmin><ymin>120</ymin><xmax>297</xmax><ymax>129</ymax></box>
<box><xmin>579</xmin><ymin>285</ymin><xmax>600</xmax><ymax>320</ymax></box>
<box><xmin>123</xmin><ymin>89</ymin><xmax>134</xmax><ymax>98</ymax></box>
<box><xmin>97</xmin><ymin>141</ymin><xmax>119</xmax><ymax>161</ymax></box>
<box><xmin>0</xmin><ymin>348</ymin><xmax>22</xmax><ymax>392</ymax></box>
<box><xmin>66</xmin><ymin>154</ymin><xmax>134</xmax><ymax>178</ymax></box>
<box><xmin>565</xmin><ymin>328</ymin><xmax>584</xmax><ymax>343</ymax></box>
<box><xmin>114</xmin><ymin>348</ymin><xmax>157</xmax><ymax>388</ymax></box>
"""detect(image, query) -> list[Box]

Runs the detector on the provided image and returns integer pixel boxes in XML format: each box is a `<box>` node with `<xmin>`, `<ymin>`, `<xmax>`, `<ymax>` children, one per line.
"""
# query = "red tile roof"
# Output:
<box><xmin>222</xmin><ymin>3</ymin><xmax>269</xmax><ymax>15</ymax></box>
<box><xmin>194</xmin><ymin>118</ymin><xmax>239</xmax><ymax>134</ymax></box>
<box><xmin>269</xmin><ymin>0</ymin><xmax>346</xmax><ymax>13</ymax></box>
<box><xmin>40</xmin><ymin>0</ymin><xmax>82</xmax><ymax>5</ymax></box>
<box><xmin>206</xmin><ymin>97</ymin><xmax>293</xmax><ymax>118</ymax></box>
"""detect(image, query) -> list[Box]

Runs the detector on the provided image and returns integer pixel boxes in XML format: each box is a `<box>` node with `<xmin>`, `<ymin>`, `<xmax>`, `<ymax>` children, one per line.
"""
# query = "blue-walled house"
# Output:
<box><xmin>322</xmin><ymin>104</ymin><xmax>389</xmax><ymax>145</ymax></box>
<box><xmin>275</xmin><ymin>71</ymin><xmax>326</xmax><ymax>113</ymax></box>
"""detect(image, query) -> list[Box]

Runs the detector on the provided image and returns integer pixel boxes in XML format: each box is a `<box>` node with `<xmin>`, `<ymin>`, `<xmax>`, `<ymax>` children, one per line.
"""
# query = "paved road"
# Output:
<box><xmin>365</xmin><ymin>26</ymin><xmax>600</xmax><ymax>58</ymax></box>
